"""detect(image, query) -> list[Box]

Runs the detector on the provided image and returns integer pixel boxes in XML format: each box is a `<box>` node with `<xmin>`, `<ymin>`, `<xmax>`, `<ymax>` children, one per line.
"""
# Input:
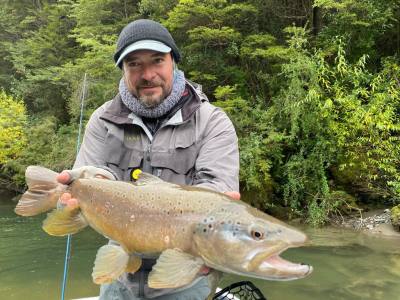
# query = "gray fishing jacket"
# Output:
<box><xmin>74</xmin><ymin>81</ymin><xmax>239</xmax><ymax>192</ymax></box>
<box><xmin>73</xmin><ymin>81</ymin><xmax>239</xmax><ymax>298</ymax></box>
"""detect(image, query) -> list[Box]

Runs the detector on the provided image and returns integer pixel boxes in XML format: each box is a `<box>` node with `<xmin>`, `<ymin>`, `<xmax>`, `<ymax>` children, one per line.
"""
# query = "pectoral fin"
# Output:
<box><xmin>148</xmin><ymin>248</ymin><xmax>205</xmax><ymax>289</ymax></box>
<box><xmin>125</xmin><ymin>255</ymin><xmax>142</xmax><ymax>273</ymax></box>
<box><xmin>42</xmin><ymin>208</ymin><xmax>87</xmax><ymax>236</ymax></box>
<box><xmin>92</xmin><ymin>244</ymin><xmax>130</xmax><ymax>284</ymax></box>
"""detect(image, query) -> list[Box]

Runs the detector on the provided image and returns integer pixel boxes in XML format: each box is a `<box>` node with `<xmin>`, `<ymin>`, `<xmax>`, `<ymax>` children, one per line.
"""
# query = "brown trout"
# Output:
<box><xmin>15</xmin><ymin>166</ymin><xmax>312</xmax><ymax>289</ymax></box>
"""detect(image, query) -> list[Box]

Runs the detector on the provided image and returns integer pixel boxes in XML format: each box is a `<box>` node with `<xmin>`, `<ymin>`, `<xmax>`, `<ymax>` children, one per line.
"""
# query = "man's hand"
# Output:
<box><xmin>57</xmin><ymin>166</ymin><xmax>115</xmax><ymax>184</ymax></box>
<box><xmin>56</xmin><ymin>166</ymin><xmax>115</xmax><ymax>209</ymax></box>
<box><xmin>224</xmin><ymin>191</ymin><xmax>241</xmax><ymax>200</ymax></box>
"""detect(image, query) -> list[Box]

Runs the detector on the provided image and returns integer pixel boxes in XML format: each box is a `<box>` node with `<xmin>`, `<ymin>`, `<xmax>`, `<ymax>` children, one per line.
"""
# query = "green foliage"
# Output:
<box><xmin>0</xmin><ymin>91</ymin><xmax>27</xmax><ymax>164</ymax></box>
<box><xmin>314</xmin><ymin>0</ymin><xmax>399</xmax><ymax>61</ymax></box>
<box><xmin>139</xmin><ymin>0</ymin><xmax>178</xmax><ymax>20</ymax></box>
<box><xmin>59</xmin><ymin>0</ymin><xmax>138</xmax><ymax>117</ymax></box>
<box><xmin>325</xmin><ymin>48</ymin><xmax>400</xmax><ymax>202</ymax></box>
<box><xmin>0</xmin><ymin>0</ymin><xmax>399</xmax><ymax>225</ymax></box>
<box><xmin>214</xmin><ymin>86</ymin><xmax>277</xmax><ymax>207</ymax></box>
<box><xmin>3</xmin><ymin>116</ymin><xmax>77</xmax><ymax>187</ymax></box>
<box><xmin>391</xmin><ymin>204</ymin><xmax>400</xmax><ymax>229</ymax></box>
<box><xmin>8</xmin><ymin>1</ymin><xmax>78</xmax><ymax>122</ymax></box>
<box><xmin>269</xmin><ymin>29</ymin><xmax>400</xmax><ymax>224</ymax></box>
<box><xmin>163</xmin><ymin>0</ymin><xmax>244</xmax><ymax>95</ymax></box>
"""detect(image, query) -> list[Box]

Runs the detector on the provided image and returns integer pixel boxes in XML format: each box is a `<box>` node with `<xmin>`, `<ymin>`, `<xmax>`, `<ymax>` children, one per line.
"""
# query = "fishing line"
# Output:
<box><xmin>61</xmin><ymin>73</ymin><xmax>88</xmax><ymax>300</ymax></box>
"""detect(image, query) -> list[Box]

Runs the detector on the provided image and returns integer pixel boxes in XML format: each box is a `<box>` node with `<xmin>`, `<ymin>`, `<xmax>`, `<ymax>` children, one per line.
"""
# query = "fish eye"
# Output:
<box><xmin>251</xmin><ymin>229</ymin><xmax>264</xmax><ymax>240</ymax></box>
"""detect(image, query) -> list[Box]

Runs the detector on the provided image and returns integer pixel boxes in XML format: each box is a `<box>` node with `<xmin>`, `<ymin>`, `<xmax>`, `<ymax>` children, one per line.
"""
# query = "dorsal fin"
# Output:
<box><xmin>131</xmin><ymin>169</ymin><xmax>165</xmax><ymax>186</ymax></box>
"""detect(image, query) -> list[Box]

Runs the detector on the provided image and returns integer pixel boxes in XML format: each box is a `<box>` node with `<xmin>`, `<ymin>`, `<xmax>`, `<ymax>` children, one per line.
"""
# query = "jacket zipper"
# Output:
<box><xmin>142</xmin><ymin>142</ymin><xmax>152</xmax><ymax>174</ymax></box>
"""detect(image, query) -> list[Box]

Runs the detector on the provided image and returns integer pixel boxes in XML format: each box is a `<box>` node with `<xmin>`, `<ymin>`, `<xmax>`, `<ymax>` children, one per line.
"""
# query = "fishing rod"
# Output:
<box><xmin>60</xmin><ymin>73</ymin><xmax>88</xmax><ymax>300</ymax></box>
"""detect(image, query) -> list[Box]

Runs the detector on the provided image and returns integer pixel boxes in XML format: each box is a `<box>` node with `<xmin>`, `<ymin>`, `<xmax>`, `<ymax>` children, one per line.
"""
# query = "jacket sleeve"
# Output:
<box><xmin>73</xmin><ymin>104</ymin><xmax>119</xmax><ymax>180</ymax></box>
<box><xmin>193</xmin><ymin>105</ymin><xmax>240</xmax><ymax>193</ymax></box>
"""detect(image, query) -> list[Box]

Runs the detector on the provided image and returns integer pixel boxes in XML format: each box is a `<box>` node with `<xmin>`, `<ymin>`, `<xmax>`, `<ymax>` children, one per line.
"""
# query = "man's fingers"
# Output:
<box><xmin>199</xmin><ymin>266</ymin><xmax>211</xmax><ymax>275</ymax></box>
<box><xmin>66</xmin><ymin>198</ymin><xmax>79</xmax><ymax>209</ymax></box>
<box><xmin>69</xmin><ymin>166</ymin><xmax>115</xmax><ymax>180</ymax></box>
<box><xmin>57</xmin><ymin>171</ymin><xmax>72</xmax><ymax>184</ymax></box>
<box><xmin>59</xmin><ymin>193</ymin><xmax>79</xmax><ymax>210</ymax></box>
<box><xmin>95</xmin><ymin>174</ymin><xmax>110</xmax><ymax>179</ymax></box>
<box><xmin>57</xmin><ymin>166</ymin><xmax>115</xmax><ymax>186</ymax></box>
<box><xmin>224</xmin><ymin>191</ymin><xmax>241</xmax><ymax>200</ymax></box>
<box><xmin>60</xmin><ymin>193</ymin><xmax>71</xmax><ymax>204</ymax></box>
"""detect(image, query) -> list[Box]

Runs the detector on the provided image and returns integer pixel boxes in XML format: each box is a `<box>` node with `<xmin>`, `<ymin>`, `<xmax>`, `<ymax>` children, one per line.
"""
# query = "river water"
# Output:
<box><xmin>1</xmin><ymin>198</ymin><xmax>400</xmax><ymax>300</ymax></box>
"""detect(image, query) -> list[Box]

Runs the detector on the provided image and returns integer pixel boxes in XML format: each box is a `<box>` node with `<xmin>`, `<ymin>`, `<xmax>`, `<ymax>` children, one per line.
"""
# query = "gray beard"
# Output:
<box><xmin>119</xmin><ymin>70</ymin><xmax>186</xmax><ymax>118</ymax></box>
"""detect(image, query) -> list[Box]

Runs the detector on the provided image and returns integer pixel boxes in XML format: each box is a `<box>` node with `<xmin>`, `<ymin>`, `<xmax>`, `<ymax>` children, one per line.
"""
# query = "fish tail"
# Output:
<box><xmin>15</xmin><ymin>166</ymin><xmax>63</xmax><ymax>216</ymax></box>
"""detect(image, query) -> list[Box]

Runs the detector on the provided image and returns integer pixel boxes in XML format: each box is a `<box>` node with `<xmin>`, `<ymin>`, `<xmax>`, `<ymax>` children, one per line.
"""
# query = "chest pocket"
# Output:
<box><xmin>151</xmin><ymin>125</ymin><xmax>198</xmax><ymax>184</ymax></box>
<box><xmin>104</xmin><ymin>125</ymin><xmax>144</xmax><ymax>181</ymax></box>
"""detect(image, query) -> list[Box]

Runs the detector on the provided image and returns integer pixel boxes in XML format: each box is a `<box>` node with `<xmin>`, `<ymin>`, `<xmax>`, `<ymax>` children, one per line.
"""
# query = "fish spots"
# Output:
<box><xmin>104</xmin><ymin>201</ymin><xmax>113</xmax><ymax>215</ymax></box>
<box><xmin>202</xmin><ymin>217</ymin><xmax>214</xmax><ymax>226</ymax></box>
<box><xmin>195</xmin><ymin>216</ymin><xmax>216</xmax><ymax>236</ymax></box>
<box><xmin>164</xmin><ymin>235</ymin><xmax>170</xmax><ymax>244</ymax></box>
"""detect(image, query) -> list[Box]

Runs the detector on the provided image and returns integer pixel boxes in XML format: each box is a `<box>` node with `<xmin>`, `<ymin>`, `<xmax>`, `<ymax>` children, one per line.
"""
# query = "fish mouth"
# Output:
<box><xmin>257</xmin><ymin>253</ymin><xmax>313</xmax><ymax>280</ymax></box>
<box><xmin>249</xmin><ymin>244</ymin><xmax>312</xmax><ymax>280</ymax></box>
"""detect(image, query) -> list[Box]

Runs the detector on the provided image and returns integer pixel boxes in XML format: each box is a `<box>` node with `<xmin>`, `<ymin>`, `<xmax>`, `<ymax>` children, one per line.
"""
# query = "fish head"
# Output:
<box><xmin>192</xmin><ymin>203</ymin><xmax>312</xmax><ymax>281</ymax></box>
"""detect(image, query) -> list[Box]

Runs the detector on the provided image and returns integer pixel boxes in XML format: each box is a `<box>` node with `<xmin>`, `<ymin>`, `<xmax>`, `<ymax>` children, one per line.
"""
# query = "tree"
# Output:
<box><xmin>8</xmin><ymin>0</ymin><xmax>78</xmax><ymax>122</ymax></box>
<box><xmin>0</xmin><ymin>91</ymin><xmax>27</xmax><ymax>164</ymax></box>
<box><xmin>314</xmin><ymin>0</ymin><xmax>400</xmax><ymax>63</ymax></box>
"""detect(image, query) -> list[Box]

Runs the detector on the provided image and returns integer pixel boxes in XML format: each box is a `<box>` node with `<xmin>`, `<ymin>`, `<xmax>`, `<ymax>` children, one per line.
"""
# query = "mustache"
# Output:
<box><xmin>137</xmin><ymin>79</ymin><xmax>162</xmax><ymax>88</ymax></box>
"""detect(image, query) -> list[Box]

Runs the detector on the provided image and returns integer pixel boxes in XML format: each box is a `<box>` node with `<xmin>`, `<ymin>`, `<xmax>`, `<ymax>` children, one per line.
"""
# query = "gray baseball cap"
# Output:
<box><xmin>114</xmin><ymin>19</ymin><xmax>181</xmax><ymax>68</ymax></box>
<box><xmin>115</xmin><ymin>39</ymin><xmax>171</xmax><ymax>66</ymax></box>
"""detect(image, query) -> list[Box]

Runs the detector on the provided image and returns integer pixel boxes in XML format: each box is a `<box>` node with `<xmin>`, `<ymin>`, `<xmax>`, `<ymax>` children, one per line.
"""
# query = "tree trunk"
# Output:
<box><xmin>312</xmin><ymin>5</ymin><xmax>321</xmax><ymax>36</ymax></box>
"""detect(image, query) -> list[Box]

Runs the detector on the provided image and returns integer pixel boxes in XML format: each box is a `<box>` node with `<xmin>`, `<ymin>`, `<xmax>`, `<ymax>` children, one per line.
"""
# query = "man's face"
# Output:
<box><xmin>122</xmin><ymin>49</ymin><xmax>174</xmax><ymax>108</ymax></box>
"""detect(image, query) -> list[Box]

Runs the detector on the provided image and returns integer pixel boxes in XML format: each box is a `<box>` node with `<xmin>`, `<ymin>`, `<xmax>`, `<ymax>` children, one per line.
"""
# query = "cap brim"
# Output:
<box><xmin>116</xmin><ymin>40</ymin><xmax>172</xmax><ymax>66</ymax></box>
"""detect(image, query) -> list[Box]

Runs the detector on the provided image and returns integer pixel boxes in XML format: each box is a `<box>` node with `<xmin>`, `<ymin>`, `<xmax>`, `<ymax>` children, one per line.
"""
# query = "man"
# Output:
<box><xmin>58</xmin><ymin>19</ymin><xmax>239</xmax><ymax>299</ymax></box>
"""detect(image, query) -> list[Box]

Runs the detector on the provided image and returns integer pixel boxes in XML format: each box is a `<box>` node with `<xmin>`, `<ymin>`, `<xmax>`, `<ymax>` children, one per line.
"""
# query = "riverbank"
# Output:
<box><xmin>329</xmin><ymin>208</ymin><xmax>400</xmax><ymax>238</ymax></box>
